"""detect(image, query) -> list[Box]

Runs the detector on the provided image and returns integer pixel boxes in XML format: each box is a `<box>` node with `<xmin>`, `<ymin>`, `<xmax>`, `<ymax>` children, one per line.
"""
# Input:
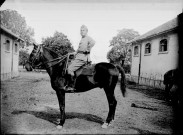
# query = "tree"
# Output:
<box><xmin>110</xmin><ymin>29</ymin><xmax>140</xmax><ymax>46</ymax></box>
<box><xmin>19</xmin><ymin>49</ymin><xmax>29</xmax><ymax>66</ymax></box>
<box><xmin>107</xmin><ymin>45</ymin><xmax>125</xmax><ymax>63</ymax></box>
<box><xmin>1</xmin><ymin>9</ymin><xmax>35</xmax><ymax>47</ymax></box>
<box><xmin>107</xmin><ymin>28</ymin><xmax>140</xmax><ymax>66</ymax></box>
<box><xmin>42</xmin><ymin>31</ymin><xmax>74</xmax><ymax>56</ymax></box>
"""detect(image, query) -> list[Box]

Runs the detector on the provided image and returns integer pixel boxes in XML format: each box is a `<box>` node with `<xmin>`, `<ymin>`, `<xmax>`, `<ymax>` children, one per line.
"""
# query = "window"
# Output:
<box><xmin>134</xmin><ymin>46</ymin><xmax>139</xmax><ymax>56</ymax></box>
<box><xmin>5</xmin><ymin>39</ymin><xmax>10</xmax><ymax>51</ymax></box>
<box><xmin>145</xmin><ymin>43</ymin><xmax>151</xmax><ymax>54</ymax></box>
<box><xmin>15</xmin><ymin>43</ymin><xmax>18</xmax><ymax>53</ymax></box>
<box><xmin>159</xmin><ymin>39</ymin><xmax>168</xmax><ymax>52</ymax></box>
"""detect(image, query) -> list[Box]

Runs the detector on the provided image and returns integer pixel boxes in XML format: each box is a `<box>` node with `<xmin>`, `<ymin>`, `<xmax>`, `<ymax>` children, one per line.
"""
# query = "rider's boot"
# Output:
<box><xmin>65</xmin><ymin>74</ymin><xmax>76</xmax><ymax>91</ymax></box>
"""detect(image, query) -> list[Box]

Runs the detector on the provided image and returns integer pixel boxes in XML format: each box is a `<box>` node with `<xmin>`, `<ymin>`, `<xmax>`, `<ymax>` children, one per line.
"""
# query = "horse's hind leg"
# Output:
<box><xmin>102</xmin><ymin>77</ymin><xmax>118</xmax><ymax>128</ymax></box>
<box><xmin>102</xmin><ymin>90</ymin><xmax>117</xmax><ymax>128</ymax></box>
<box><xmin>106</xmin><ymin>92</ymin><xmax>117</xmax><ymax>121</ymax></box>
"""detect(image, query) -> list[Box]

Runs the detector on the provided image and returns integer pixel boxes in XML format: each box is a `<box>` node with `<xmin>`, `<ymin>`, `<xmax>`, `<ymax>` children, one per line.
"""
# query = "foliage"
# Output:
<box><xmin>110</xmin><ymin>28</ymin><xmax>140</xmax><ymax>46</ymax></box>
<box><xmin>107</xmin><ymin>45</ymin><xmax>126</xmax><ymax>64</ymax></box>
<box><xmin>1</xmin><ymin>9</ymin><xmax>35</xmax><ymax>47</ymax></box>
<box><xmin>107</xmin><ymin>28</ymin><xmax>140</xmax><ymax>65</ymax></box>
<box><xmin>42</xmin><ymin>31</ymin><xmax>74</xmax><ymax>56</ymax></box>
<box><xmin>123</xmin><ymin>64</ymin><xmax>131</xmax><ymax>73</ymax></box>
<box><xmin>19</xmin><ymin>49</ymin><xmax>29</xmax><ymax>65</ymax></box>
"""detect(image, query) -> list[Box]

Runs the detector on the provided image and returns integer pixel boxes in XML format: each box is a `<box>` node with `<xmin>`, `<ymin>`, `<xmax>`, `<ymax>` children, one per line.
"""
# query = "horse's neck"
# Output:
<box><xmin>42</xmin><ymin>51</ymin><xmax>65</xmax><ymax>77</ymax></box>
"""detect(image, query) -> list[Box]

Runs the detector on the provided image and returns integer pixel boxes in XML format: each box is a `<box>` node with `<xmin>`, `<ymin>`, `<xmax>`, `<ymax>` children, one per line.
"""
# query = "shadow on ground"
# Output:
<box><xmin>129</xmin><ymin>127</ymin><xmax>159</xmax><ymax>134</ymax></box>
<box><xmin>127</xmin><ymin>81</ymin><xmax>167</xmax><ymax>101</ymax></box>
<box><xmin>11</xmin><ymin>106</ymin><xmax>104</xmax><ymax>125</ymax></box>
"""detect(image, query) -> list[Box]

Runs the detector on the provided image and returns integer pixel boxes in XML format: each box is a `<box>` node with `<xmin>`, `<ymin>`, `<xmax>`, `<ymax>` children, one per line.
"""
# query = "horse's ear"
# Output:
<box><xmin>40</xmin><ymin>45</ymin><xmax>43</xmax><ymax>53</ymax></box>
<box><xmin>33</xmin><ymin>43</ymin><xmax>38</xmax><ymax>49</ymax></box>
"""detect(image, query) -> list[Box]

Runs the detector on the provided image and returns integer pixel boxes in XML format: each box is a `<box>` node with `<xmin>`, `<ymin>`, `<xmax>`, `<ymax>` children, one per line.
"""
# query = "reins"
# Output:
<box><xmin>30</xmin><ymin>45</ymin><xmax>69</xmax><ymax>69</ymax></box>
<box><xmin>44</xmin><ymin>54</ymin><xmax>68</xmax><ymax>69</ymax></box>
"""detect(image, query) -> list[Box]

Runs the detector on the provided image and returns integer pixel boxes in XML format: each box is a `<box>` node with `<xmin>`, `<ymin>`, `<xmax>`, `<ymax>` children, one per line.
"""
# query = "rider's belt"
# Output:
<box><xmin>77</xmin><ymin>51</ymin><xmax>90</xmax><ymax>55</ymax></box>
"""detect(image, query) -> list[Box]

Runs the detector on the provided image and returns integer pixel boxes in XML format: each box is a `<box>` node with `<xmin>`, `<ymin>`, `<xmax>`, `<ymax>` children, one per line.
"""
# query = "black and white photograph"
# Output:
<box><xmin>1</xmin><ymin>0</ymin><xmax>183</xmax><ymax>134</ymax></box>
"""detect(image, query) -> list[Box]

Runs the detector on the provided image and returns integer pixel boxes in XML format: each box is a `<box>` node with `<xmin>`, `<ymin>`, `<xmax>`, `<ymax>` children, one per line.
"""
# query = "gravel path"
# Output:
<box><xmin>1</xmin><ymin>69</ymin><xmax>174</xmax><ymax>134</ymax></box>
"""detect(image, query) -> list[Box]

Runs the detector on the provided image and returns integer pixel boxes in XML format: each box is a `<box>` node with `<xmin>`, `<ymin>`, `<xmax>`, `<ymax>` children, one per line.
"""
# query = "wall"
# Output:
<box><xmin>1</xmin><ymin>34</ymin><xmax>19</xmax><ymax>80</ymax></box>
<box><xmin>140</xmin><ymin>33</ymin><xmax>178</xmax><ymax>80</ymax></box>
<box><xmin>130</xmin><ymin>32</ymin><xmax>178</xmax><ymax>89</ymax></box>
<box><xmin>12</xmin><ymin>40</ymin><xmax>19</xmax><ymax>78</ymax></box>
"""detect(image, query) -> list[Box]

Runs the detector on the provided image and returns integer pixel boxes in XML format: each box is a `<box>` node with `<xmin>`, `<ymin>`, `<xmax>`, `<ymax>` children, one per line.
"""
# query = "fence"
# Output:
<box><xmin>126</xmin><ymin>73</ymin><xmax>165</xmax><ymax>89</ymax></box>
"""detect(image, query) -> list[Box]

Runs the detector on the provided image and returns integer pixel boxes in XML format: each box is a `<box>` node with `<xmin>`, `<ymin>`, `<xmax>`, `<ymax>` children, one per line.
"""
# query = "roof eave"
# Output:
<box><xmin>1</xmin><ymin>25</ymin><xmax>24</xmax><ymax>42</ymax></box>
<box><xmin>129</xmin><ymin>27</ymin><xmax>177</xmax><ymax>44</ymax></box>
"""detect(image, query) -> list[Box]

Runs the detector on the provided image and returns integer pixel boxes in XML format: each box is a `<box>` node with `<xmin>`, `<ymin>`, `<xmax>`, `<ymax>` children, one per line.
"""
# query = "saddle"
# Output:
<box><xmin>75</xmin><ymin>63</ymin><xmax>95</xmax><ymax>77</ymax></box>
<box><xmin>67</xmin><ymin>53</ymin><xmax>95</xmax><ymax>77</ymax></box>
<box><xmin>64</xmin><ymin>53</ymin><xmax>96</xmax><ymax>90</ymax></box>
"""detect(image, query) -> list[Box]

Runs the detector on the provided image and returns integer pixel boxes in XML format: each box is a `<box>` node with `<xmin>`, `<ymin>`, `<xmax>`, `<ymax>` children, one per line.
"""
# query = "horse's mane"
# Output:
<box><xmin>43</xmin><ymin>46</ymin><xmax>60</xmax><ymax>58</ymax></box>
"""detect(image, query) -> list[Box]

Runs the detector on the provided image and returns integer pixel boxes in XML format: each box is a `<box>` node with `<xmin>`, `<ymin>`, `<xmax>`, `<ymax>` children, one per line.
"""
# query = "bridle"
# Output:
<box><xmin>30</xmin><ymin>45</ymin><xmax>69</xmax><ymax>70</ymax></box>
<box><xmin>30</xmin><ymin>45</ymin><xmax>42</xmax><ymax>67</ymax></box>
<box><xmin>44</xmin><ymin>54</ymin><xmax>68</xmax><ymax>69</ymax></box>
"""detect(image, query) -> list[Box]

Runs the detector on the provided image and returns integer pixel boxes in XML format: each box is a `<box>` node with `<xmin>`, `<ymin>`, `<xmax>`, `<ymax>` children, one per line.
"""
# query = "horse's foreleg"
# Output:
<box><xmin>165</xmin><ymin>83</ymin><xmax>173</xmax><ymax>102</ymax></box>
<box><xmin>56</xmin><ymin>90</ymin><xmax>65</xmax><ymax>129</ymax></box>
<box><xmin>165</xmin><ymin>84</ymin><xmax>170</xmax><ymax>101</ymax></box>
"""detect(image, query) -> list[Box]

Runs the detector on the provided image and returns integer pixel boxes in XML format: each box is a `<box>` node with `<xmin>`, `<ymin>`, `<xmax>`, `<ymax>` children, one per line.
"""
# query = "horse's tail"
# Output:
<box><xmin>116</xmin><ymin>64</ymin><xmax>126</xmax><ymax>97</ymax></box>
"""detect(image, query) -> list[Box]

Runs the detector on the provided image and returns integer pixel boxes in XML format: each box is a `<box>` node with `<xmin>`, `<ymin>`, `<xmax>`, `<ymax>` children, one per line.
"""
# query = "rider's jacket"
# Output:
<box><xmin>75</xmin><ymin>35</ymin><xmax>95</xmax><ymax>62</ymax></box>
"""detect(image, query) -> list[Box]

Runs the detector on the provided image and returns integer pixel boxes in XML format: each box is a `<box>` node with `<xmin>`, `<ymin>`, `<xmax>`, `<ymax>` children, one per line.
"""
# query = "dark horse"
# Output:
<box><xmin>28</xmin><ymin>44</ymin><xmax>126</xmax><ymax>129</ymax></box>
<box><xmin>163</xmin><ymin>69</ymin><xmax>179</xmax><ymax>102</ymax></box>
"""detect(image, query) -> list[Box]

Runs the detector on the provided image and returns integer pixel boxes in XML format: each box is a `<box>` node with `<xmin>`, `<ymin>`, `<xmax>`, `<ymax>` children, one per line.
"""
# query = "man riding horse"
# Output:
<box><xmin>66</xmin><ymin>25</ymin><xmax>95</xmax><ymax>91</ymax></box>
<box><xmin>28</xmin><ymin>36</ymin><xmax>126</xmax><ymax>129</ymax></box>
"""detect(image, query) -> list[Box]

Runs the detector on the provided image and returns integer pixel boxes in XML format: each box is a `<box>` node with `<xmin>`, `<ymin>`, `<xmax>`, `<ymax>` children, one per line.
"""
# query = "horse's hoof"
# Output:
<box><xmin>56</xmin><ymin>125</ymin><xmax>63</xmax><ymax>129</ymax></box>
<box><xmin>102</xmin><ymin>120</ymin><xmax>114</xmax><ymax>128</ymax></box>
<box><xmin>56</xmin><ymin>119</ymin><xmax>60</xmax><ymax>124</ymax></box>
<box><xmin>101</xmin><ymin>122</ymin><xmax>109</xmax><ymax>129</ymax></box>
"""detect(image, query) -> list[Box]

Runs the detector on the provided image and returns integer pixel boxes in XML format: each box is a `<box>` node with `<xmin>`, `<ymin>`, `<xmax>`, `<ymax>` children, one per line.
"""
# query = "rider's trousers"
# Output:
<box><xmin>67</xmin><ymin>59</ymin><xmax>86</xmax><ymax>76</ymax></box>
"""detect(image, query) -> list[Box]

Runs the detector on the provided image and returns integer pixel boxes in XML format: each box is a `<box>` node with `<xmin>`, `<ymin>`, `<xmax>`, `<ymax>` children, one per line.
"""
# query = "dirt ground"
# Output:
<box><xmin>1</xmin><ymin>68</ymin><xmax>174</xmax><ymax>134</ymax></box>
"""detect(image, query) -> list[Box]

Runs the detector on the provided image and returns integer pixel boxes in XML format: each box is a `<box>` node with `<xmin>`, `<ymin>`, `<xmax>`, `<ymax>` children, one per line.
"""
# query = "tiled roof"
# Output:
<box><xmin>129</xmin><ymin>17</ymin><xmax>178</xmax><ymax>43</ymax></box>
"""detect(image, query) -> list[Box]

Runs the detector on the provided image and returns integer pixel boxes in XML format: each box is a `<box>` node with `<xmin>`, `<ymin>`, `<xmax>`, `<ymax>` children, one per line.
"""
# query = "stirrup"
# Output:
<box><xmin>66</xmin><ymin>86</ymin><xmax>75</xmax><ymax>91</ymax></box>
<box><xmin>64</xmin><ymin>85</ymin><xmax>75</xmax><ymax>92</ymax></box>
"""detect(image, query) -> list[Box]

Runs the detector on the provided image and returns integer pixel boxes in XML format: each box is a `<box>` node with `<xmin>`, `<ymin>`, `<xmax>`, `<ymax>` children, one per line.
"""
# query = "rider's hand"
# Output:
<box><xmin>84</xmin><ymin>51</ymin><xmax>89</xmax><ymax>54</ymax></box>
<box><xmin>69</xmin><ymin>52</ymin><xmax>76</xmax><ymax>59</ymax></box>
<box><xmin>70</xmin><ymin>52</ymin><xmax>76</xmax><ymax>55</ymax></box>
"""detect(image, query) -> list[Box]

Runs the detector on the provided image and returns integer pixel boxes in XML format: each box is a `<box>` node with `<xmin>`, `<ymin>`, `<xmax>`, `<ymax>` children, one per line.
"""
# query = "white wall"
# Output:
<box><xmin>130</xmin><ymin>32</ymin><xmax>178</xmax><ymax>88</ymax></box>
<box><xmin>1</xmin><ymin>34</ymin><xmax>12</xmax><ymax>74</ymax></box>
<box><xmin>1</xmin><ymin>34</ymin><xmax>19</xmax><ymax>80</ymax></box>
<box><xmin>140</xmin><ymin>33</ymin><xmax>178</xmax><ymax>80</ymax></box>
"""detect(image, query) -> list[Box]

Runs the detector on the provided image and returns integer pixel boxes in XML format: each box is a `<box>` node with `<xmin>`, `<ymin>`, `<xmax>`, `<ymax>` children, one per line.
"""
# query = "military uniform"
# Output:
<box><xmin>68</xmin><ymin>35</ymin><xmax>95</xmax><ymax>76</ymax></box>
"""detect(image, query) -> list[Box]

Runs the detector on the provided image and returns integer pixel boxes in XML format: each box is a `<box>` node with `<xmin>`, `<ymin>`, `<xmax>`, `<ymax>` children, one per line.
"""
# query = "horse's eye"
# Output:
<box><xmin>33</xmin><ymin>49</ymin><xmax>37</xmax><ymax>53</ymax></box>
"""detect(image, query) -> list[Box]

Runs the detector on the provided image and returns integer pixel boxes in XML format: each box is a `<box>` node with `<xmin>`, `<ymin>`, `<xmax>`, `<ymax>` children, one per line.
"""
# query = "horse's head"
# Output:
<box><xmin>25</xmin><ymin>62</ymin><xmax>33</xmax><ymax>71</ymax></box>
<box><xmin>28</xmin><ymin>43</ymin><xmax>43</xmax><ymax>69</ymax></box>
